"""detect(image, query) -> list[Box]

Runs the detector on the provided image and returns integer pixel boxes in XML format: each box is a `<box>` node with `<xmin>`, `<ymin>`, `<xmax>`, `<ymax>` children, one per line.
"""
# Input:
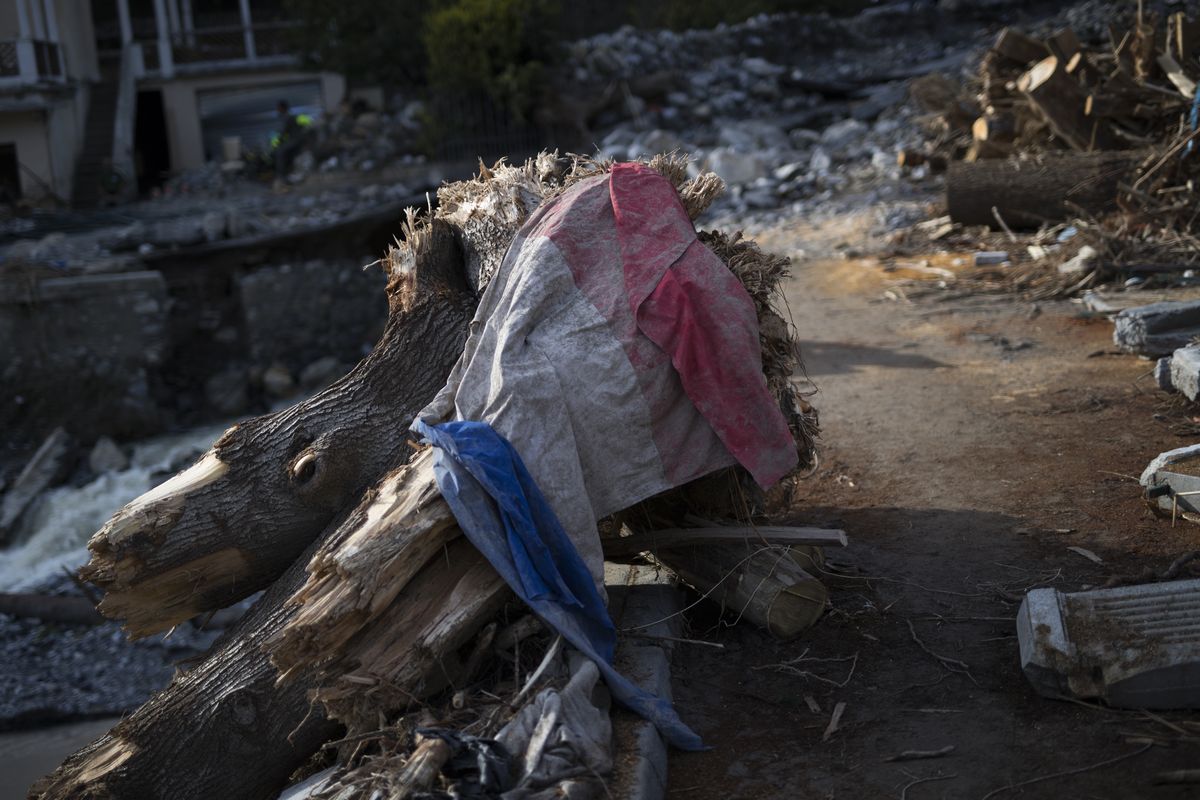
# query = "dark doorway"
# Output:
<box><xmin>0</xmin><ymin>143</ymin><xmax>19</xmax><ymax>204</ymax></box>
<box><xmin>134</xmin><ymin>90</ymin><xmax>170</xmax><ymax>194</ymax></box>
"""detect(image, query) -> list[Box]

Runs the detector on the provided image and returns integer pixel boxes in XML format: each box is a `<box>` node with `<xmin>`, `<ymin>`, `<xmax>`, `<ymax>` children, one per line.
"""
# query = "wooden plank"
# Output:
<box><xmin>602</xmin><ymin>526</ymin><xmax>848</xmax><ymax>558</ymax></box>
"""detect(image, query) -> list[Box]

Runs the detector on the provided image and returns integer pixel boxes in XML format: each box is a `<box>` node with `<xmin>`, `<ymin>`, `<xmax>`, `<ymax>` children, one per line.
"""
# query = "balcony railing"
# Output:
<box><xmin>133</xmin><ymin>21</ymin><xmax>298</xmax><ymax>76</ymax></box>
<box><xmin>0</xmin><ymin>42</ymin><xmax>18</xmax><ymax>77</ymax></box>
<box><xmin>0</xmin><ymin>39</ymin><xmax>64</xmax><ymax>85</ymax></box>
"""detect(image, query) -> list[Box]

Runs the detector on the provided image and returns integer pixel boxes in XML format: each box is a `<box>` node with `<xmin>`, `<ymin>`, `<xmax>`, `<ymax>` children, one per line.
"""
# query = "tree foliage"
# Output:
<box><xmin>423</xmin><ymin>0</ymin><xmax>561</xmax><ymax>122</ymax></box>
<box><xmin>284</xmin><ymin>0</ymin><xmax>432</xmax><ymax>87</ymax></box>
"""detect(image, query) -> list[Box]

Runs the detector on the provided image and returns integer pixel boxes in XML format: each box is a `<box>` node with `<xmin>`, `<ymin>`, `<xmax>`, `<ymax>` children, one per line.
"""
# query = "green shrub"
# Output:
<box><xmin>285</xmin><ymin>0</ymin><xmax>430</xmax><ymax>87</ymax></box>
<box><xmin>423</xmin><ymin>0</ymin><xmax>561</xmax><ymax>123</ymax></box>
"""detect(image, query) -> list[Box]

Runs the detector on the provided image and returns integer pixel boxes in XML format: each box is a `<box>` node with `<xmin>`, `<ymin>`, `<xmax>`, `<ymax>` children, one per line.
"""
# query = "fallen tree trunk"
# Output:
<box><xmin>946</xmin><ymin>150</ymin><xmax>1144</xmax><ymax>228</ymax></box>
<box><xmin>40</xmin><ymin>155</ymin><xmax>816</xmax><ymax>799</ymax></box>
<box><xmin>30</xmin><ymin>530</ymin><xmax>342</xmax><ymax>800</ymax></box>
<box><xmin>30</xmin><ymin>465</ymin><xmax>508</xmax><ymax>800</ymax></box>
<box><xmin>0</xmin><ymin>592</ymin><xmax>104</xmax><ymax>625</ymax></box>
<box><xmin>81</xmin><ymin>220</ymin><xmax>475</xmax><ymax>638</ymax></box>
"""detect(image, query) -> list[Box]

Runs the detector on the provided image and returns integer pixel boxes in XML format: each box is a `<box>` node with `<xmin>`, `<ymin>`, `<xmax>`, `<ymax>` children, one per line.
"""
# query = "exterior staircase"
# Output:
<box><xmin>72</xmin><ymin>59</ymin><xmax>121</xmax><ymax>208</ymax></box>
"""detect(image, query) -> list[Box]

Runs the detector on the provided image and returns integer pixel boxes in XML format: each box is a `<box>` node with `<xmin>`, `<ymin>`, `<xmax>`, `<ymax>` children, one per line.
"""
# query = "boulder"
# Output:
<box><xmin>204</xmin><ymin>368</ymin><xmax>249</xmax><ymax>415</ymax></box>
<box><xmin>262</xmin><ymin>363</ymin><xmax>296</xmax><ymax>398</ymax></box>
<box><xmin>705</xmin><ymin>148</ymin><xmax>767</xmax><ymax>185</ymax></box>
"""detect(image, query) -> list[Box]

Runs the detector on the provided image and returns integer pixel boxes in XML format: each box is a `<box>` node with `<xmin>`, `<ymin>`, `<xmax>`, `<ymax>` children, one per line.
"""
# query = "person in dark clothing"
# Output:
<box><xmin>272</xmin><ymin>100</ymin><xmax>310</xmax><ymax>179</ymax></box>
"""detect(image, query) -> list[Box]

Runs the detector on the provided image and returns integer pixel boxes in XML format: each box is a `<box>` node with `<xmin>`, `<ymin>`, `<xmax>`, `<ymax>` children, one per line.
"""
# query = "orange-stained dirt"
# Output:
<box><xmin>668</xmin><ymin>212</ymin><xmax>1200</xmax><ymax>799</ymax></box>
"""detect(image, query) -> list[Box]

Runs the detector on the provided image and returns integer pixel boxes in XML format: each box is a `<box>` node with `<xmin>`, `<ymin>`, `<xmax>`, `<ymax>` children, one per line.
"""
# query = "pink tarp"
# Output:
<box><xmin>419</xmin><ymin>163</ymin><xmax>797</xmax><ymax>585</ymax></box>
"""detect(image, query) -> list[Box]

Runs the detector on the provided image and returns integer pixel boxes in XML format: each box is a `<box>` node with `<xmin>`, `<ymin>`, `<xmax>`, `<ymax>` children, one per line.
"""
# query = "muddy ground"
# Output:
<box><xmin>667</xmin><ymin>209</ymin><xmax>1200</xmax><ymax>799</ymax></box>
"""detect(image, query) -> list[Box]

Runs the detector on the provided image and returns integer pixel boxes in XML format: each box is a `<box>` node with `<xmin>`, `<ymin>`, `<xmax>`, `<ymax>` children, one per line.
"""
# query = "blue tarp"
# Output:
<box><xmin>412</xmin><ymin>418</ymin><xmax>705</xmax><ymax>751</ymax></box>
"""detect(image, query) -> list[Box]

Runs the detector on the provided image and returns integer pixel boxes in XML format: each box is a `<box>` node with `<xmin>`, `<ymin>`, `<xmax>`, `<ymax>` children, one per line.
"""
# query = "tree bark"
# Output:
<box><xmin>37</xmin><ymin>158</ymin><xmax>809</xmax><ymax>798</ymax></box>
<box><xmin>29</xmin><ymin>470</ymin><xmax>508</xmax><ymax>800</ymax></box>
<box><xmin>29</xmin><ymin>528</ymin><xmax>342</xmax><ymax>800</ymax></box>
<box><xmin>81</xmin><ymin>221</ymin><xmax>476</xmax><ymax>639</ymax></box>
<box><xmin>946</xmin><ymin>150</ymin><xmax>1145</xmax><ymax>228</ymax></box>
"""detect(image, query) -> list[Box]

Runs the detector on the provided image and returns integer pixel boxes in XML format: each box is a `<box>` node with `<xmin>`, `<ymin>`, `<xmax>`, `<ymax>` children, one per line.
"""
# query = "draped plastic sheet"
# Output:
<box><xmin>414</xmin><ymin>163</ymin><xmax>796</xmax><ymax>750</ymax></box>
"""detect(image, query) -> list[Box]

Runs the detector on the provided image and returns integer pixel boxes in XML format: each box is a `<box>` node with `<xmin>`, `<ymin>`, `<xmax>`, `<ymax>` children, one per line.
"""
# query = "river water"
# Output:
<box><xmin>0</xmin><ymin>423</ymin><xmax>229</xmax><ymax>592</ymax></box>
<box><xmin>0</xmin><ymin>422</ymin><xmax>235</xmax><ymax>796</ymax></box>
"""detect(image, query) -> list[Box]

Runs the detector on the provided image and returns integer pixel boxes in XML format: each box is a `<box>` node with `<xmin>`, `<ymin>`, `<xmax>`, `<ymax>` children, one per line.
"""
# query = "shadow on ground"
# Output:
<box><xmin>669</xmin><ymin>506</ymin><xmax>1197</xmax><ymax>800</ymax></box>
<box><xmin>799</xmin><ymin>341</ymin><xmax>951</xmax><ymax>376</ymax></box>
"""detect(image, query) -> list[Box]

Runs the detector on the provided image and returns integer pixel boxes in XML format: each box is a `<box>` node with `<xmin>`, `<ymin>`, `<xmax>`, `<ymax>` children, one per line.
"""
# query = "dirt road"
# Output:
<box><xmin>668</xmin><ymin>211</ymin><xmax>1200</xmax><ymax>798</ymax></box>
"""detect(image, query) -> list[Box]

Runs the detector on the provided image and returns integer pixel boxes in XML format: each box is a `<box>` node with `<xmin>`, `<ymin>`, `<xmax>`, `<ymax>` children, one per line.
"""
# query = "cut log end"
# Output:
<box><xmin>92</xmin><ymin>547</ymin><xmax>254</xmax><ymax>638</ymax></box>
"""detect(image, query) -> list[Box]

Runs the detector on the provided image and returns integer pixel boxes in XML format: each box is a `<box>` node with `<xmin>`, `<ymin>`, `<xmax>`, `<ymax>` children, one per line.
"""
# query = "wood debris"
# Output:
<box><xmin>904</xmin><ymin>13</ymin><xmax>1200</xmax><ymax>298</ymax></box>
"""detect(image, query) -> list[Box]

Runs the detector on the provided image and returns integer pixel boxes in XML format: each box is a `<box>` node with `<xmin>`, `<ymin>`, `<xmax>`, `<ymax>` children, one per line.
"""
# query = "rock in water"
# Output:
<box><xmin>88</xmin><ymin>437</ymin><xmax>129</xmax><ymax>474</ymax></box>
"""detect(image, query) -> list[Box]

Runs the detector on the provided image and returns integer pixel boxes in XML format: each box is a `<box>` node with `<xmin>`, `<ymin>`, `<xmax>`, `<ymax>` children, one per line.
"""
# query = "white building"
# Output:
<box><xmin>0</xmin><ymin>0</ymin><xmax>344</xmax><ymax>206</ymax></box>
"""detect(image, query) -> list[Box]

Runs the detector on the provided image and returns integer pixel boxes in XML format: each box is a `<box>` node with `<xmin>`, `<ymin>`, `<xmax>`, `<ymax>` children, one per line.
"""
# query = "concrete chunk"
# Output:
<box><xmin>1171</xmin><ymin>344</ymin><xmax>1200</xmax><ymax>399</ymax></box>
<box><xmin>1140</xmin><ymin>442</ymin><xmax>1200</xmax><ymax>515</ymax></box>
<box><xmin>1156</xmin><ymin>356</ymin><xmax>1176</xmax><ymax>392</ymax></box>
<box><xmin>1114</xmin><ymin>300</ymin><xmax>1200</xmax><ymax>356</ymax></box>
<box><xmin>1018</xmin><ymin>580</ymin><xmax>1200</xmax><ymax>708</ymax></box>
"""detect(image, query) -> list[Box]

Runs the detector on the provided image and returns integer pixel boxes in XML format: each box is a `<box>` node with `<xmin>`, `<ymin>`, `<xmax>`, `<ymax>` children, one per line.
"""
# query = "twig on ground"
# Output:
<box><xmin>1155</xmin><ymin>770</ymin><xmax>1200</xmax><ymax>785</ymax></box>
<box><xmin>899</xmin><ymin>773</ymin><xmax>957</xmax><ymax>800</ymax></box>
<box><xmin>885</xmin><ymin>745</ymin><xmax>955</xmax><ymax>762</ymax></box>
<box><xmin>979</xmin><ymin>744</ymin><xmax>1153</xmax><ymax>799</ymax></box>
<box><xmin>1162</xmin><ymin>550</ymin><xmax>1200</xmax><ymax>580</ymax></box>
<box><xmin>906</xmin><ymin>619</ymin><xmax>980</xmax><ymax>686</ymax></box>
<box><xmin>822</xmin><ymin>701</ymin><xmax>846</xmax><ymax>742</ymax></box>
<box><xmin>991</xmin><ymin>206</ymin><xmax>1017</xmax><ymax>241</ymax></box>
<box><xmin>623</xmin><ymin>632</ymin><xmax>725</xmax><ymax>649</ymax></box>
<box><xmin>754</xmin><ymin>648</ymin><xmax>859</xmax><ymax>688</ymax></box>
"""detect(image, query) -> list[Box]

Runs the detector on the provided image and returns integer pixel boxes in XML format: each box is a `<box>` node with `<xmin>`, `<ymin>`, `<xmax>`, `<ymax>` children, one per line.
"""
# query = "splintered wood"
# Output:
<box><xmin>269</xmin><ymin>449</ymin><xmax>509</xmax><ymax>728</ymax></box>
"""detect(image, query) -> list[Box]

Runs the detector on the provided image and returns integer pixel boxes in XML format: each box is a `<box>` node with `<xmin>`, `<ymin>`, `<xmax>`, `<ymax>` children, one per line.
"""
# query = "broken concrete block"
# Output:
<box><xmin>1171</xmin><ymin>344</ymin><xmax>1200</xmax><ymax>400</ymax></box>
<box><xmin>1141</xmin><ymin>443</ymin><xmax>1200</xmax><ymax>515</ymax></box>
<box><xmin>0</xmin><ymin>427</ymin><xmax>72</xmax><ymax>537</ymax></box>
<box><xmin>1114</xmin><ymin>300</ymin><xmax>1200</xmax><ymax>356</ymax></box>
<box><xmin>704</xmin><ymin>147</ymin><xmax>766</xmax><ymax>185</ymax></box>
<box><xmin>1018</xmin><ymin>580</ymin><xmax>1200</xmax><ymax>708</ymax></box>
<box><xmin>1156</xmin><ymin>356</ymin><xmax>1176</xmax><ymax>392</ymax></box>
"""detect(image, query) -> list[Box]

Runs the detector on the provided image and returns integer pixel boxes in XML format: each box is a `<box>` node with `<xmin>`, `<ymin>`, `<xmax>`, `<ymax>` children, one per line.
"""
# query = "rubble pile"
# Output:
<box><xmin>160</xmin><ymin>102</ymin><xmax>428</xmax><ymax>197</ymax></box>
<box><xmin>563</xmin><ymin>10</ymin><xmax>956</xmax><ymax>221</ymax></box>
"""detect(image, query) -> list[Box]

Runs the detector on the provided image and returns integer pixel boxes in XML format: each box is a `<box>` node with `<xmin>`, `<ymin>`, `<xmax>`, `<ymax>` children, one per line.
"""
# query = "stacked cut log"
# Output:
<box><xmin>913</xmin><ymin>14</ymin><xmax>1200</xmax><ymax>230</ymax></box>
<box><xmin>31</xmin><ymin>155</ymin><xmax>825</xmax><ymax>800</ymax></box>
